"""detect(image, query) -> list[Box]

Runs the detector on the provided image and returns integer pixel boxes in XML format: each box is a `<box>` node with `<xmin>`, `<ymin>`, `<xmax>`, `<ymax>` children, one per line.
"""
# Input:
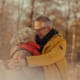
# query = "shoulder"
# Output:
<box><xmin>10</xmin><ymin>45</ymin><xmax>32</xmax><ymax>58</ymax></box>
<box><xmin>45</xmin><ymin>30</ymin><xmax>66</xmax><ymax>47</ymax></box>
<box><xmin>51</xmin><ymin>30</ymin><xmax>66</xmax><ymax>42</ymax></box>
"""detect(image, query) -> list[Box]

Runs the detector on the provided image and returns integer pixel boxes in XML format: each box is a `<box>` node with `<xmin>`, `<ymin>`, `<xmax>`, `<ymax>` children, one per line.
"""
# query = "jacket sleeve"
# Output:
<box><xmin>26</xmin><ymin>39</ymin><xmax>66</xmax><ymax>67</ymax></box>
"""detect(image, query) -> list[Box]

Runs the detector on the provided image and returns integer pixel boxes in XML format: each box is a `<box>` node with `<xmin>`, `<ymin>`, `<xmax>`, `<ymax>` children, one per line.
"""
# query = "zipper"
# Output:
<box><xmin>54</xmin><ymin>63</ymin><xmax>63</xmax><ymax>80</ymax></box>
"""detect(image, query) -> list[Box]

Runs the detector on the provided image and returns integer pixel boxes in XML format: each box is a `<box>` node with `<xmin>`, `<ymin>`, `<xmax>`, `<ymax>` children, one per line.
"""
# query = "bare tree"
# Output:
<box><xmin>17</xmin><ymin>0</ymin><xmax>24</xmax><ymax>30</ymax></box>
<box><xmin>0</xmin><ymin>0</ymin><xmax>5</xmax><ymax>46</ymax></box>
<box><xmin>29</xmin><ymin>0</ymin><xmax>35</xmax><ymax>27</ymax></box>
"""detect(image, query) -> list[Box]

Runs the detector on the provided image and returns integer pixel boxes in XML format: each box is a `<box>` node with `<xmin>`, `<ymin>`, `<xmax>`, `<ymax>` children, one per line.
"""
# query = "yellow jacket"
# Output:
<box><xmin>26</xmin><ymin>32</ymin><xmax>68</xmax><ymax>80</ymax></box>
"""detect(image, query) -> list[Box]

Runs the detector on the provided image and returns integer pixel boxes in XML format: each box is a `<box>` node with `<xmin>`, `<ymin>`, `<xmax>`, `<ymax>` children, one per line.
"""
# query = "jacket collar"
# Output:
<box><xmin>20</xmin><ymin>41</ymin><xmax>40</xmax><ymax>56</ymax></box>
<box><xmin>36</xmin><ymin>29</ymin><xmax>58</xmax><ymax>53</ymax></box>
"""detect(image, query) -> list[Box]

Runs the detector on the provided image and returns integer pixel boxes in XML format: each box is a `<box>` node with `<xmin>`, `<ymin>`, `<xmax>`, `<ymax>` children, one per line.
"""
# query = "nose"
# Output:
<box><xmin>36</xmin><ymin>30</ymin><xmax>41</xmax><ymax>34</ymax></box>
<box><xmin>36</xmin><ymin>31</ymin><xmax>41</xmax><ymax>36</ymax></box>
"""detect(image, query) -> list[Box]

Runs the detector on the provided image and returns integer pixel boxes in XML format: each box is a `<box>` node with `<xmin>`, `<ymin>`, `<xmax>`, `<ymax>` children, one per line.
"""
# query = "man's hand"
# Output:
<box><xmin>6</xmin><ymin>59</ymin><xmax>19</xmax><ymax>69</ymax></box>
<box><xmin>6</xmin><ymin>58</ymin><xmax>27</xmax><ymax>69</ymax></box>
<box><xmin>17</xmin><ymin>57</ymin><xmax>28</xmax><ymax>67</ymax></box>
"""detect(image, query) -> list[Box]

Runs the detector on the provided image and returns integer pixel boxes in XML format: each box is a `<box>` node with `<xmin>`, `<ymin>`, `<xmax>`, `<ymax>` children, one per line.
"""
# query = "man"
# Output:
<box><xmin>8</xmin><ymin>15</ymin><xmax>68</xmax><ymax>80</ymax></box>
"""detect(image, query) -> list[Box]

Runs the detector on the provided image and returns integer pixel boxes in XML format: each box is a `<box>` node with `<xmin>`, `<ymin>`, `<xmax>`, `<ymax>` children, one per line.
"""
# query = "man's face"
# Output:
<box><xmin>34</xmin><ymin>21</ymin><xmax>50</xmax><ymax>39</ymax></box>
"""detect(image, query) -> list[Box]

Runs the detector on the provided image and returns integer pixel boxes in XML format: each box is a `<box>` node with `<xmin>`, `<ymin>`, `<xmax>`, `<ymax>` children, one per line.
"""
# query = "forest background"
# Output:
<box><xmin>0</xmin><ymin>0</ymin><xmax>80</xmax><ymax>80</ymax></box>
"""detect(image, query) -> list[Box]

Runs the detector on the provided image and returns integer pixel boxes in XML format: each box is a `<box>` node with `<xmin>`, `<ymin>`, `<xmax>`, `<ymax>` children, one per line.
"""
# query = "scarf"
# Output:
<box><xmin>36</xmin><ymin>29</ymin><xmax>58</xmax><ymax>53</ymax></box>
<box><xmin>20</xmin><ymin>41</ymin><xmax>40</xmax><ymax>56</ymax></box>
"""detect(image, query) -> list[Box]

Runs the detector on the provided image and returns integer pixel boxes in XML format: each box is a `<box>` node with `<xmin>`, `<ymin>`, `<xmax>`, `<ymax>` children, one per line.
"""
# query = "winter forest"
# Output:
<box><xmin>0</xmin><ymin>0</ymin><xmax>80</xmax><ymax>80</ymax></box>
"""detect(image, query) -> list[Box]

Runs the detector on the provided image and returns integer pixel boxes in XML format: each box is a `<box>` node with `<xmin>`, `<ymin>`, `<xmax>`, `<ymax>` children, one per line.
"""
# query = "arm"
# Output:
<box><xmin>6</xmin><ymin>49</ymin><xmax>31</xmax><ymax>69</ymax></box>
<box><xmin>12</xmin><ymin>50</ymin><xmax>32</xmax><ymax>59</ymax></box>
<box><xmin>26</xmin><ymin>39</ymin><xmax>66</xmax><ymax>67</ymax></box>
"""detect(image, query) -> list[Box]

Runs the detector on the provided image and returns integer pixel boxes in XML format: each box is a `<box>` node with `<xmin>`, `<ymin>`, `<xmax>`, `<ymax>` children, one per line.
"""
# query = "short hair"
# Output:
<box><xmin>35</xmin><ymin>15</ymin><xmax>53</xmax><ymax>28</ymax></box>
<box><xmin>10</xmin><ymin>27</ymin><xmax>35</xmax><ymax>46</ymax></box>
